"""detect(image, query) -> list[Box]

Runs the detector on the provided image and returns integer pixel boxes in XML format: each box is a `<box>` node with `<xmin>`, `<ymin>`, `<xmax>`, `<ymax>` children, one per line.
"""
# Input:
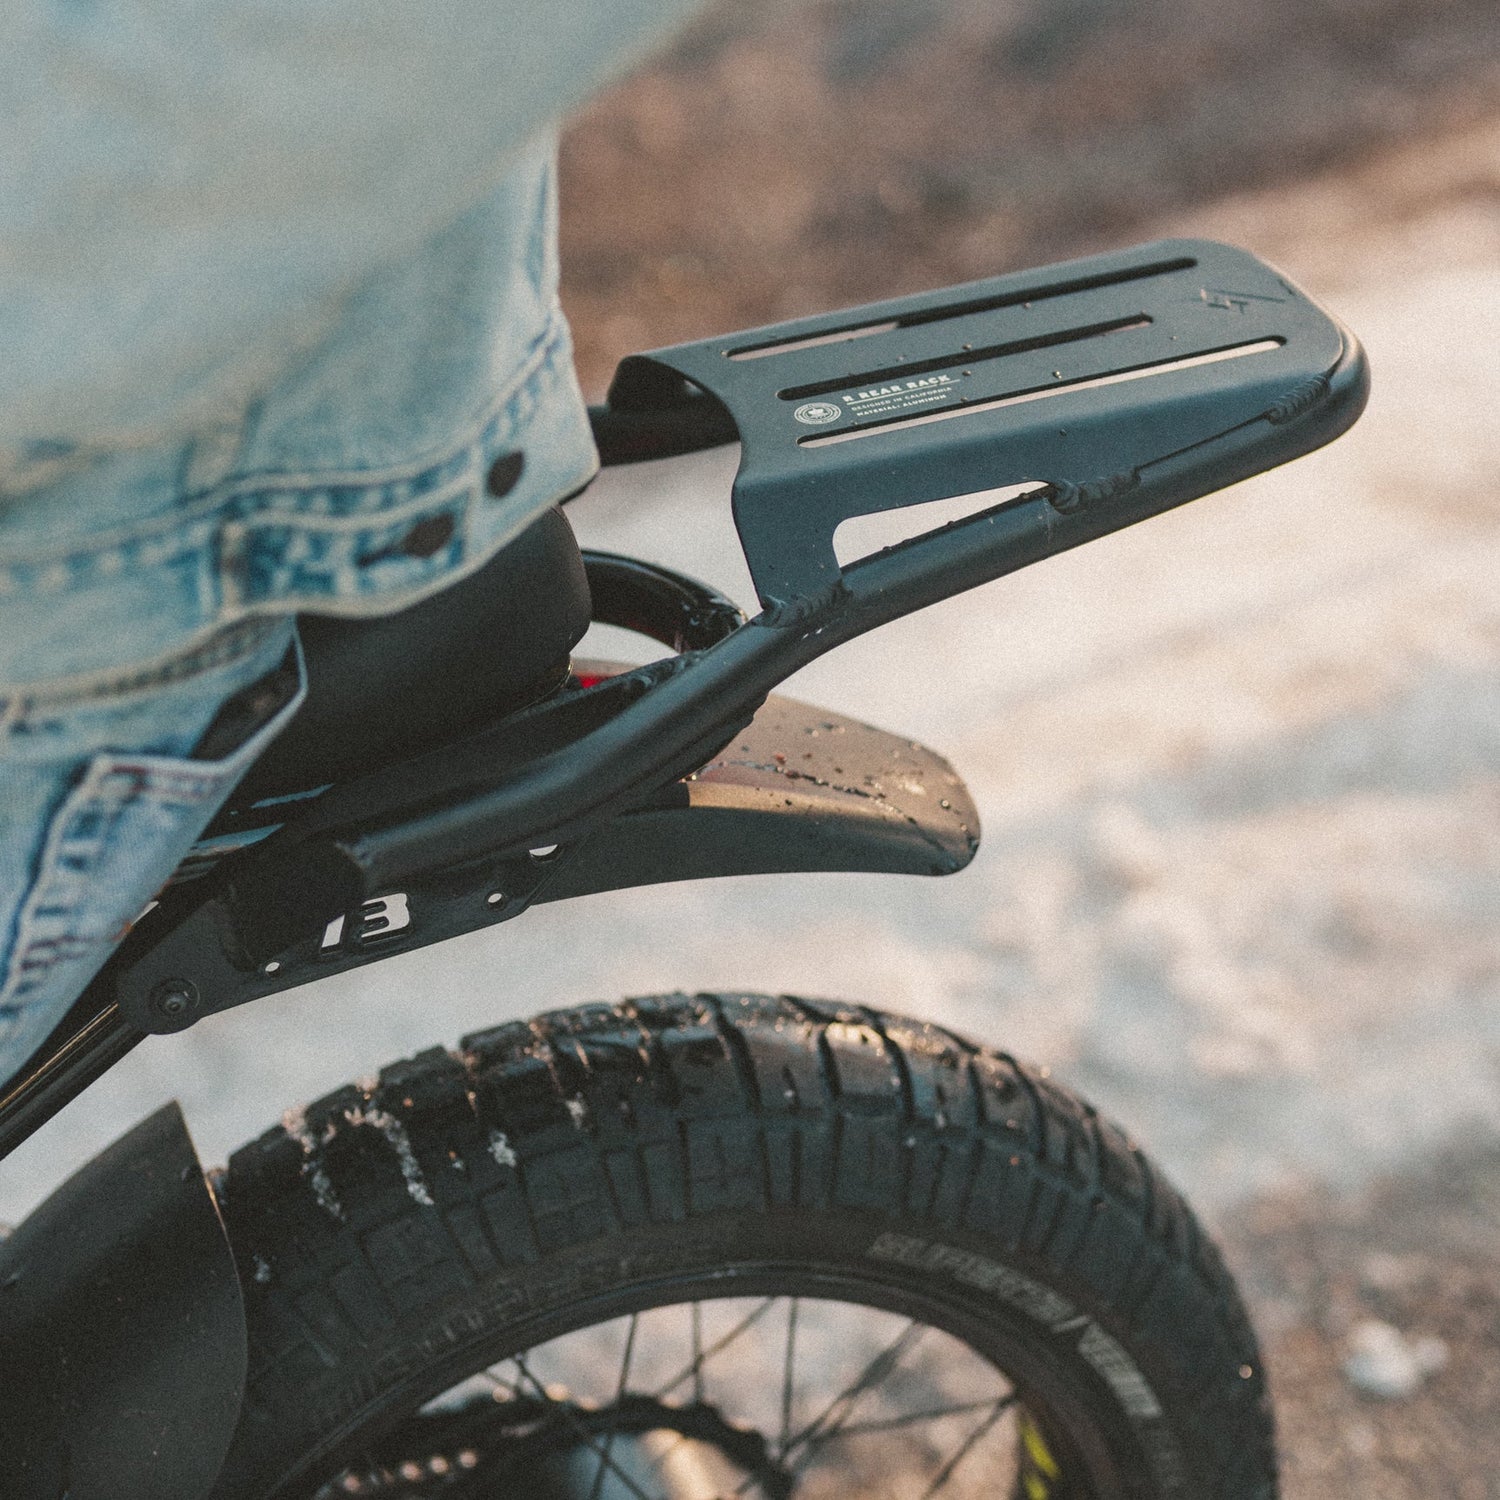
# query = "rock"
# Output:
<box><xmin>1359</xmin><ymin>1251</ymin><xmax>1423</xmax><ymax>1295</ymax></box>
<box><xmin>1342</xmin><ymin>1318</ymin><xmax>1449</xmax><ymax>1400</ymax></box>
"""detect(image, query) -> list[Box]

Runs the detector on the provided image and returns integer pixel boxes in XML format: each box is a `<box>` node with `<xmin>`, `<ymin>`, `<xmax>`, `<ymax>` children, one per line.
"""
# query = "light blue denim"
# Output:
<box><xmin>0</xmin><ymin>0</ymin><xmax>709</xmax><ymax>1088</ymax></box>
<box><xmin>0</xmin><ymin>620</ymin><xmax>304</xmax><ymax>1077</ymax></box>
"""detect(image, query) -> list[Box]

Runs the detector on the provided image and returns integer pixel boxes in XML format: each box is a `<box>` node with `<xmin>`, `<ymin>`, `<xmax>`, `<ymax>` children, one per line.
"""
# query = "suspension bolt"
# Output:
<box><xmin>149</xmin><ymin>978</ymin><xmax>200</xmax><ymax>1027</ymax></box>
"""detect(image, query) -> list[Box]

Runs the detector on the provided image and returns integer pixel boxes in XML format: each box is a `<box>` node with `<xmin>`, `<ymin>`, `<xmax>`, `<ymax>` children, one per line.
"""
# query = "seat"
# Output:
<box><xmin>229</xmin><ymin>507</ymin><xmax>591</xmax><ymax>806</ymax></box>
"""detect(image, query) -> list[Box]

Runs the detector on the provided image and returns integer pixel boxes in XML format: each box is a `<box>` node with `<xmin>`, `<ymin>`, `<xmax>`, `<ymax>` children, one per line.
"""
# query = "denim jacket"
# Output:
<box><xmin>1</xmin><ymin>139</ymin><xmax>598</xmax><ymax>690</ymax></box>
<box><xmin>0</xmin><ymin>0</ymin><xmax>709</xmax><ymax>688</ymax></box>
<box><xmin>0</xmin><ymin>0</ymin><xmax>707</xmax><ymax>1083</ymax></box>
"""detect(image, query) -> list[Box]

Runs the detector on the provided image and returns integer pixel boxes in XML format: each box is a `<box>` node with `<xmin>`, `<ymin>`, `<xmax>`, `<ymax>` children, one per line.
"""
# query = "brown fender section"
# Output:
<box><xmin>0</xmin><ymin>1102</ymin><xmax>247</xmax><ymax>1500</ymax></box>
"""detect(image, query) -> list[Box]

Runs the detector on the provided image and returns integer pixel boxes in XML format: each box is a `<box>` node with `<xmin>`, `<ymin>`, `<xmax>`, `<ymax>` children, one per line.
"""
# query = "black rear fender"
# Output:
<box><xmin>0</xmin><ymin>1103</ymin><xmax>246</xmax><ymax>1500</ymax></box>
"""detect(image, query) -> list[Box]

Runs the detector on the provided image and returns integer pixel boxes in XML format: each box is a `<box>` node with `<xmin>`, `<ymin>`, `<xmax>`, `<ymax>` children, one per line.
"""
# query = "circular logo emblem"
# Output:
<box><xmin>793</xmin><ymin>401</ymin><xmax>842</xmax><ymax>426</ymax></box>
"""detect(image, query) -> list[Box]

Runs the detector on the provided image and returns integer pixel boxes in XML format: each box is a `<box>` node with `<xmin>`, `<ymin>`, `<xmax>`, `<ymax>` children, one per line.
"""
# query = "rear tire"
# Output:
<box><xmin>210</xmin><ymin>994</ymin><xmax>1276</xmax><ymax>1498</ymax></box>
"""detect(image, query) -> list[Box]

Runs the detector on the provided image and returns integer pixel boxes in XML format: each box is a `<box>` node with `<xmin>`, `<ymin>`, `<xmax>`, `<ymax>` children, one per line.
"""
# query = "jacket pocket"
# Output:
<box><xmin>0</xmin><ymin>636</ymin><xmax>305</xmax><ymax>1076</ymax></box>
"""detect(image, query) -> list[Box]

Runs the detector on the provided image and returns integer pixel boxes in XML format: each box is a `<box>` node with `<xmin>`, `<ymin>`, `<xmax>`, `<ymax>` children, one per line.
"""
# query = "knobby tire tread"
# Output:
<box><xmin>210</xmin><ymin>994</ymin><xmax>1275</xmax><ymax>1499</ymax></box>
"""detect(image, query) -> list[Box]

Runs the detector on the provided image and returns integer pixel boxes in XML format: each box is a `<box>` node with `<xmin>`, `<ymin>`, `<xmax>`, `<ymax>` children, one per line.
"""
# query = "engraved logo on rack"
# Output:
<box><xmin>793</xmin><ymin>401</ymin><xmax>843</xmax><ymax>425</ymax></box>
<box><xmin>1197</xmin><ymin>286</ymin><xmax>1286</xmax><ymax>313</ymax></box>
<box><xmin>841</xmin><ymin>372</ymin><xmax>962</xmax><ymax>421</ymax></box>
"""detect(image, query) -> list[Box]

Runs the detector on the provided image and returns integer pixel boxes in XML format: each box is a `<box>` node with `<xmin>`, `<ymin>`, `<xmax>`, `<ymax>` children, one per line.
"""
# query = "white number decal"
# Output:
<box><xmin>320</xmin><ymin>894</ymin><xmax>413</xmax><ymax>952</ymax></box>
<box><xmin>356</xmin><ymin>892</ymin><xmax>411</xmax><ymax>941</ymax></box>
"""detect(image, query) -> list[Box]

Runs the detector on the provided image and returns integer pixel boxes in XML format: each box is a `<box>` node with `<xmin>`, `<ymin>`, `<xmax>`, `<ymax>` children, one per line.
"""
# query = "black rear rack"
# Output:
<box><xmin>70</xmin><ymin>237</ymin><xmax>1364</xmax><ymax>1068</ymax></box>
<box><xmin>604</xmin><ymin>237</ymin><xmax>1364</xmax><ymax>607</ymax></box>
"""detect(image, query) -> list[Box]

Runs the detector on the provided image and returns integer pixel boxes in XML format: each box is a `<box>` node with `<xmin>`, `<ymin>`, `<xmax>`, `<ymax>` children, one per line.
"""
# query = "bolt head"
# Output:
<box><xmin>149</xmin><ymin>979</ymin><xmax>199</xmax><ymax>1024</ymax></box>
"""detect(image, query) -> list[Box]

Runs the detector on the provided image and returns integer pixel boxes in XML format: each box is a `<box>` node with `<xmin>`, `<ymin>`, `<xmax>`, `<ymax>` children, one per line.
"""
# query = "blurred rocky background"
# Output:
<box><xmin>559</xmin><ymin>0</ymin><xmax>1500</xmax><ymax>393</ymax></box>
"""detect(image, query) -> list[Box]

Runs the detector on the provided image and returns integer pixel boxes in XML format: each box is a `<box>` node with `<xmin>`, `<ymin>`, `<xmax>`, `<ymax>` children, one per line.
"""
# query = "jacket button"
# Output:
<box><xmin>399</xmin><ymin>513</ymin><xmax>456</xmax><ymax>558</ymax></box>
<box><xmin>486</xmin><ymin>451</ymin><xmax>526</xmax><ymax>498</ymax></box>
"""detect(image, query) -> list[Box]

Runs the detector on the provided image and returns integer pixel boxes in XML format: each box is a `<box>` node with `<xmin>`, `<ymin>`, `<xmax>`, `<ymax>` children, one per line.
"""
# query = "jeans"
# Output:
<box><xmin>0</xmin><ymin>0</ymin><xmax>708</xmax><ymax>1088</ymax></box>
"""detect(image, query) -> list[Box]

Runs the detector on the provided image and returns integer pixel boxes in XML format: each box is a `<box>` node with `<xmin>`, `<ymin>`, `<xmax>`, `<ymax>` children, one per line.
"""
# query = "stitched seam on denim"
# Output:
<box><xmin>0</xmin><ymin>761</ymin><xmax>152</xmax><ymax>1009</ymax></box>
<box><xmin>0</xmin><ymin>750</ymin><xmax>270</xmax><ymax>1011</ymax></box>
<box><xmin>229</xmin><ymin>464</ymin><xmax>478</xmax><ymax>537</ymax></box>
<box><xmin>0</xmin><ymin>307</ymin><xmax>572</xmax><ymax>573</ymax></box>
<box><xmin>0</xmin><ymin>618</ymin><xmax>285</xmax><ymax>713</ymax></box>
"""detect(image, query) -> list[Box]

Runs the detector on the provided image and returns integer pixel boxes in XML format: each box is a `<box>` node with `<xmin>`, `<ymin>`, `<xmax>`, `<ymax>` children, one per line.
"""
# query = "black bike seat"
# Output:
<box><xmin>229</xmin><ymin>507</ymin><xmax>591</xmax><ymax>806</ymax></box>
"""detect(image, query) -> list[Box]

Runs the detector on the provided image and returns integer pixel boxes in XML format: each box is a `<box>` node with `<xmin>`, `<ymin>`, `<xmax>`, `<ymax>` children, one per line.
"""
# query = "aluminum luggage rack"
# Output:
<box><xmin>601</xmin><ymin>237</ymin><xmax>1366</xmax><ymax>606</ymax></box>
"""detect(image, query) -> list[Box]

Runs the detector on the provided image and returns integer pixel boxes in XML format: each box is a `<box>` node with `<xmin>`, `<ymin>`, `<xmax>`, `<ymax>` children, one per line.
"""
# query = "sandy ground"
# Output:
<box><xmin>3</xmin><ymin>114</ymin><xmax>1498</xmax><ymax>1496</ymax></box>
<box><xmin>1231</xmin><ymin>1141</ymin><xmax>1500</xmax><ymax>1498</ymax></box>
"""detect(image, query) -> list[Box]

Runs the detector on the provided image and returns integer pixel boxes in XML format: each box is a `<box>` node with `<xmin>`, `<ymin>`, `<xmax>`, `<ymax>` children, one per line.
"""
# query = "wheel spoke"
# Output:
<box><xmin>777</xmin><ymin>1298</ymin><xmax>799</xmax><ymax>1458</ymax></box>
<box><xmin>781</xmin><ymin>1320</ymin><xmax>925</xmax><ymax>1467</ymax></box>
<box><xmin>509</xmin><ymin>1354</ymin><xmax>662</xmax><ymax>1500</ymax></box>
<box><xmin>650</xmin><ymin>1297</ymin><xmax>778</xmax><ymax>1402</ymax></box>
<box><xmin>690</xmin><ymin>1303</ymin><xmax>705</xmax><ymax>1404</ymax></box>
<box><xmin>588</xmin><ymin>1314</ymin><xmax>641</xmax><ymax>1500</ymax></box>
<box><xmin>336</xmin><ymin>1300</ymin><xmax>1062</xmax><ymax>1500</ymax></box>
<box><xmin>826</xmin><ymin>1396</ymin><xmax>1013</xmax><ymax>1438</ymax></box>
<box><xmin>916</xmin><ymin>1394</ymin><xmax>1018</xmax><ymax>1498</ymax></box>
<box><xmin>481</xmin><ymin>1367</ymin><xmax>522</xmax><ymax>1399</ymax></box>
